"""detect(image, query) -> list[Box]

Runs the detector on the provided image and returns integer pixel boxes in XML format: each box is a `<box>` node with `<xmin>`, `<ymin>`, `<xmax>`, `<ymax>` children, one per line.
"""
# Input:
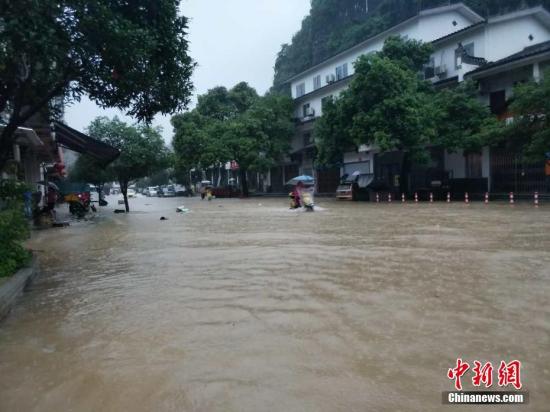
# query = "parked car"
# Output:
<box><xmin>157</xmin><ymin>186</ymin><xmax>173</xmax><ymax>197</ymax></box>
<box><xmin>127</xmin><ymin>189</ymin><xmax>137</xmax><ymax>198</ymax></box>
<box><xmin>161</xmin><ymin>185</ymin><xmax>176</xmax><ymax>197</ymax></box>
<box><xmin>144</xmin><ymin>186</ymin><xmax>158</xmax><ymax>197</ymax></box>
<box><xmin>174</xmin><ymin>184</ymin><xmax>190</xmax><ymax>197</ymax></box>
<box><xmin>336</xmin><ymin>173</ymin><xmax>374</xmax><ymax>201</ymax></box>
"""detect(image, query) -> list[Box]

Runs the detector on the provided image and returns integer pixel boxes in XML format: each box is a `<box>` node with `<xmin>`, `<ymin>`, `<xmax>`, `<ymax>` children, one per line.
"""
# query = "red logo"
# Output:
<box><xmin>448</xmin><ymin>359</ymin><xmax>522</xmax><ymax>390</ymax></box>
<box><xmin>447</xmin><ymin>358</ymin><xmax>470</xmax><ymax>390</ymax></box>
<box><xmin>498</xmin><ymin>360</ymin><xmax>522</xmax><ymax>390</ymax></box>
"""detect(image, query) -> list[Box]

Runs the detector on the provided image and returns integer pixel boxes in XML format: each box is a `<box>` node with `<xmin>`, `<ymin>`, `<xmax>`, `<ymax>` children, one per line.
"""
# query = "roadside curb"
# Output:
<box><xmin>0</xmin><ymin>255</ymin><xmax>39</xmax><ymax>321</ymax></box>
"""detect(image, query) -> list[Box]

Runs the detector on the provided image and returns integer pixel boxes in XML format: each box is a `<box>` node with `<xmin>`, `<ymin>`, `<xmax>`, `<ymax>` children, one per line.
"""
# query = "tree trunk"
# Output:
<box><xmin>240</xmin><ymin>169</ymin><xmax>249</xmax><ymax>197</ymax></box>
<box><xmin>97</xmin><ymin>183</ymin><xmax>105</xmax><ymax>204</ymax></box>
<box><xmin>120</xmin><ymin>180</ymin><xmax>130</xmax><ymax>212</ymax></box>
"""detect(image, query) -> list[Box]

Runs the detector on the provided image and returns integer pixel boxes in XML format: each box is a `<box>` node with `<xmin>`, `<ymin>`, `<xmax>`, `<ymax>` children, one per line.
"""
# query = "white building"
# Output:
<box><xmin>280</xmin><ymin>3</ymin><xmax>550</xmax><ymax>196</ymax></box>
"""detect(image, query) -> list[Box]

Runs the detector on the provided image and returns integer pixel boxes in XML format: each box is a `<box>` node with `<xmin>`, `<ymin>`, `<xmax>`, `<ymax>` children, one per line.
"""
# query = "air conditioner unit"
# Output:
<box><xmin>326</xmin><ymin>74</ymin><xmax>336</xmax><ymax>84</ymax></box>
<box><xmin>435</xmin><ymin>65</ymin><xmax>448</xmax><ymax>76</ymax></box>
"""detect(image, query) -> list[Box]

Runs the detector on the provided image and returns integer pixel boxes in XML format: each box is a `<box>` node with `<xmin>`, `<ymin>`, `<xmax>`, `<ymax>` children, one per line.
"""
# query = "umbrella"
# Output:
<box><xmin>37</xmin><ymin>180</ymin><xmax>60</xmax><ymax>191</ymax></box>
<box><xmin>286</xmin><ymin>175</ymin><xmax>315</xmax><ymax>186</ymax></box>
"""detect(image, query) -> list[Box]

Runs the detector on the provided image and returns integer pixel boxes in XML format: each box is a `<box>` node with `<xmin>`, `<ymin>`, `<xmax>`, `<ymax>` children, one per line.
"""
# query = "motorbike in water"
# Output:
<box><xmin>65</xmin><ymin>191</ymin><xmax>95</xmax><ymax>218</ymax></box>
<box><xmin>289</xmin><ymin>186</ymin><xmax>315</xmax><ymax>212</ymax></box>
<box><xmin>300</xmin><ymin>187</ymin><xmax>315</xmax><ymax>212</ymax></box>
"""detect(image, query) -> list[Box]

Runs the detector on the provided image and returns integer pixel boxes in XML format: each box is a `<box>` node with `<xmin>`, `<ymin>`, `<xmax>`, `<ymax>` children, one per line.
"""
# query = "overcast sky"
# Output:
<box><xmin>64</xmin><ymin>0</ymin><xmax>311</xmax><ymax>145</ymax></box>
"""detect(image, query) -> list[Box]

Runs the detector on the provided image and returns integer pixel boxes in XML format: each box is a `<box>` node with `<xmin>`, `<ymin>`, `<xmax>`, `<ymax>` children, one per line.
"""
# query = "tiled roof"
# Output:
<box><xmin>466</xmin><ymin>40</ymin><xmax>550</xmax><ymax>77</ymax></box>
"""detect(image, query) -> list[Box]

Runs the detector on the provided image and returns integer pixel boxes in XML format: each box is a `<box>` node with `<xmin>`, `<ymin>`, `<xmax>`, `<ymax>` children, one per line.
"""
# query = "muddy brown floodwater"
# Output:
<box><xmin>0</xmin><ymin>196</ymin><xmax>549</xmax><ymax>411</ymax></box>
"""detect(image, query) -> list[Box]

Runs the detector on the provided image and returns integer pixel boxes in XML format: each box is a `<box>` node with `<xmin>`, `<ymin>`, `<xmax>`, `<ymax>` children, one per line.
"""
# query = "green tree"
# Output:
<box><xmin>172</xmin><ymin>85</ymin><xmax>294</xmax><ymax>197</ymax></box>
<box><xmin>502</xmin><ymin>71</ymin><xmax>550</xmax><ymax>161</ymax></box>
<box><xmin>70</xmin><ymin>154</ymin><xmax>115</xmax><ymax>198</ymax></box>
<box><xmin>0</xmin><ymin>0</ymin><xmax>194</xmax><ymax>171</ymax></box>
<box><xmin>223</xmin><ymin>94</ymin><xmax>294</xmax><ymax>196</ymax></box>
<box><xmin>87</xmin><ymin>117</ymin><xmax>169</xmax><ymax>212</ymax></box>
<box><xmin>0</xmin><ymin>179</ymin><xmax>30</xmax><ymax>277</ymax></box>
<box><xmin>315</xmin><ymin>37</ymin><xmax>495</xmax><ymax>192</ymax></box>
<box><xmin>432</xmin><ymin>81</ymin><xmax>502</xmax><ymax>154</ymax></box>
<box><xmin>315</xmin><ymin>96</ymin><xmax>354</xmax><ymax>168</ymax></box>
<box><xmin>172</xmin><ymin>83</ymin><xmax>259</xmax><ymax>191</ymax></box>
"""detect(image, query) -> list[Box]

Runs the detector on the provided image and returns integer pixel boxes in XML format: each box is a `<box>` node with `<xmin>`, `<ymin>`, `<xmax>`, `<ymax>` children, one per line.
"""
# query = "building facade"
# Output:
<box><xmin>276</xmin><ymin>3</ymin><xmax>550</xmax><ymax>196</ymax></box>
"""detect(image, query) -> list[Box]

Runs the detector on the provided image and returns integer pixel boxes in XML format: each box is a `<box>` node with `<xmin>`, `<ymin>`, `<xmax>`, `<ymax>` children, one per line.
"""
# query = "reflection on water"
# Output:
<box><xmin>0</xmin><ymin>196</ymin><xmax>549</xmax><ymax>411</ymax></box>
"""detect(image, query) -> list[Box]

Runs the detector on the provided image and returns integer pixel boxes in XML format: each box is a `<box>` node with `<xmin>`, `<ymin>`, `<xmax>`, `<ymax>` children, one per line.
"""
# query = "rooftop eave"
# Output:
<box><xmin>294</xmin><ymin>75</ymin><xmax>354</xmax><ymax>102</ymax></box>
<box><xmin>431</xmin><ymin>21</ymin><xmax>486</xmax><ymax>46</ymax></box>
<box><xmin>465</xmin><ymin>50</ymin><xmax>550</xmax><ymax>80</ymax></box>
<box><xmin>419</xmin><ymin>3</ymin><xmax>484</xmax><ymax>24</ymax></box>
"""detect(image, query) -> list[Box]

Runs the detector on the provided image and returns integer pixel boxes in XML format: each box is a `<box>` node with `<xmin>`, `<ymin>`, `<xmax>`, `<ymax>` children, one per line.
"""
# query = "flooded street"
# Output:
<box><xmin>1</xmin><ymin>197</ymin><xmax>549</xmax><ymax>411</ymax></box>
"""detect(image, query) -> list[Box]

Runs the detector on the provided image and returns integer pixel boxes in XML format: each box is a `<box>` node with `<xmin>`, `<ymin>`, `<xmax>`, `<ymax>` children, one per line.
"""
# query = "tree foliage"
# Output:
<box><xmin>0</xmin><ymin>0</ymin><xmax>194</xmax><ymax>170</ymax></box>
<box><xmin>172</xmin><ymin>83</ymin><xmax>294</xmax><ymax>196</ymax></box>
<box><xmin>87</xmin><ymin>117</ymin><xmax>169</xmax><ymax>212</ymax></box>
<box><xmin>273</xmin><ymin>0</ymin><xmax>550</xmax><ymax>91</ymax></box>
<box><xmin>70</xmin><ymin>154</ymin><xmax>115</xmax><ymax>195</ymax></box>
<box><xmin>502</xmin><ymin>71</ymin><xmax>550</xmax><ymax>161</ymax></box>
<box><xmin>315</xmin><ymin>37</ymin><xmax>496</xmax><ymax>186</ymax></box>
<box><xmin>0</xmin><ymin>179</ymin><xmax>30</xmax><ymax>278</ymax></box>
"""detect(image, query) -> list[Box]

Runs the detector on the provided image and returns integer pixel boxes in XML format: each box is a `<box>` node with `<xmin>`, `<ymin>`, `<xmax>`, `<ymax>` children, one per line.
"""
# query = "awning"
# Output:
<box><xmin>0</xmin><ymin>125</ymin><xmax>44</xmax><ymax>147</ymax></box>
<box><xmin>15</xmin><ymin>127</ymin><xmax>44</xmax><ymax>147</ymax></box>
<box><xmin>53</xmin><ymin>121</ymin><xmax>120</xmax><ymax>163</ymax></box>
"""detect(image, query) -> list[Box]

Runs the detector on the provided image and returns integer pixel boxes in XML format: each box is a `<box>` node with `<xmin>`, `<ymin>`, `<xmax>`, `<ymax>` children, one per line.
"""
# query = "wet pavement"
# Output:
<box><xmin>0</xmin><ymin>196</ymin><xmax>549</xmax><ymax>411</ymax></box>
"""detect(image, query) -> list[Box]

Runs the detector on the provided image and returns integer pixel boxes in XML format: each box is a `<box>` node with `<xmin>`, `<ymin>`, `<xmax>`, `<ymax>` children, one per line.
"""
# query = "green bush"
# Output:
<box><xmin>0</xmin><ymin>180</ymin><xmax>31</xmax><ymax>278</ymax></box>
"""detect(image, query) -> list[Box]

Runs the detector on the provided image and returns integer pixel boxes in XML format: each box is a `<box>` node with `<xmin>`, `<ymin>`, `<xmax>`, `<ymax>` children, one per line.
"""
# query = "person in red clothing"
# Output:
<box><xmin>44</xmin><ymin>186</ymin><xmax>58</xmax><ymax>220</ymax></box>
<box><xmin>293</xmin><ymin>182</ymin><xmax>304</xmax><ymax>208</ymax></box>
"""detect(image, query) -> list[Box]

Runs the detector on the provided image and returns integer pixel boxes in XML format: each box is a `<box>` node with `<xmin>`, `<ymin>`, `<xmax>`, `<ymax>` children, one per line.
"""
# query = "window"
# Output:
<box><xmin>313</xmin><ymin>75</ymin><xmax>321</xmax><ymax>90</ymax></box>
<box><xmin>336</xmin><ymin>63</ymin><xmax>348</xmax><ymax>80</ymax></box>
<box><xmin>455</xmin><ymin>42</ymin><xmax>474</xmax><ymax>69</ymax></box>
<box><xmin>465</xmin><ymin>152</ymin><xmax>482</xmax><ymax>178</ymax></box>
<box><xmin>424</xmin><ymin>56</ymin><xmax>435</xmax><ymax>79</ymax></box>
<box><xmin>303</xmin><ymin>133</ymin><xmax>313</xmax><ymax>147</ymax></box>
<box><xmin>295</xmin><ymin>82</ymin><xmax>305</xmax><ymax>98</ymax></box>
<box><xmin>302</xmin><ymin>103</ymin><xmax>310</xmax><ymax>118</ymax></box>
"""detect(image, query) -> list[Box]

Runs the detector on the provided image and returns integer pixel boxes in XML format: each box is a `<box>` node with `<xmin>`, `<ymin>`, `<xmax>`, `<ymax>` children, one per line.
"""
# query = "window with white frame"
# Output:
<box><xmin>313</xmin><ymin>75</ymin><xmax>321</xmax><ymax>90</ymax></box>
<box><xmin>296</xmin><ymin>82</ymin><xmax>306</xmax><ymax>97</ymax></box>
<box><xmin>336</xmin><ymin>63</ymin><xmax>348</xmax><ymax>80</ymax></box>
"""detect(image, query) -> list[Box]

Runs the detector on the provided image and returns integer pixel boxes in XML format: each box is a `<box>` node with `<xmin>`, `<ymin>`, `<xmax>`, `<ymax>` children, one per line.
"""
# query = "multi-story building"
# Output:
<box><xmin>272</xmin><ymin>3</ymin><xmax>550</xmax><ymax>196</ymax></box>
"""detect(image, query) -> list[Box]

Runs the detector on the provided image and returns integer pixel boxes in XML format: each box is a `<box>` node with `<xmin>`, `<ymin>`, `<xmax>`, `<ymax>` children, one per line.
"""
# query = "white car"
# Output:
<box><xmin>127</xmin><ymin>189</ymin><xmax>137</xmax><ymax>198</ymax></box>
<box><xmin>145</xmin><ymin>186</ymin><xmax>158</xmax><ymax>197</ymax></box>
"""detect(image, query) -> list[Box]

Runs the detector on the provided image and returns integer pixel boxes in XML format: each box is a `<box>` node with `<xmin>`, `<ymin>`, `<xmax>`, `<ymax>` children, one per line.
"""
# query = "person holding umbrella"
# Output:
<box><xmin>287</xmin><ymin>175</ymin><xmax>315</xmax><ymax>210</ymax></box>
